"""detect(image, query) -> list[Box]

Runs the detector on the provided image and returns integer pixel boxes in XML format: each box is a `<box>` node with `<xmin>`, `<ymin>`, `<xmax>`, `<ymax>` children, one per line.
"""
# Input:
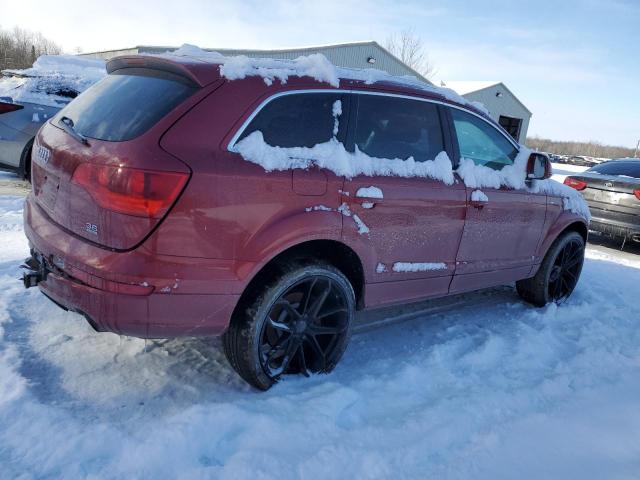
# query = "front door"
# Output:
<box><xmin>447</xmin><ymin>108</ymin><xmax>546</xmax><ymax>293</ymax></box>
<box><xmin>341</xmin><ymin>94</ymin><xmax>467</xmax><ymax>307</ymax></box>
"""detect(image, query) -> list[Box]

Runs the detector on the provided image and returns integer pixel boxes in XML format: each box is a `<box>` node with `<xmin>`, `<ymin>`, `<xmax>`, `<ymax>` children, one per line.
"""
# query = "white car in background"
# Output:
<box><xmin>0</xmin><ymin>55</ymin><xmax>105</xmax><ymax>179</ymax></box>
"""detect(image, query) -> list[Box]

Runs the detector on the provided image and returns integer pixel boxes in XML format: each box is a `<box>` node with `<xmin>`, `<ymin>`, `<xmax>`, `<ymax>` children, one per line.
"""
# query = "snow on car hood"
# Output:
<box><xmin>0</xmin><ymin>54</ymin><xmax>106</xmax><ymax>108</ymax></box>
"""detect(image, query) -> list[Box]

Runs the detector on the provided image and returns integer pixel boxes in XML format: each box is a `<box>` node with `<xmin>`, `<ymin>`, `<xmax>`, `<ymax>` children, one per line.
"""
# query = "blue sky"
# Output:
<box><xmin>4</xmin><ymin>0</ymin><xmax>639</xmax><ymax>147</ymax></box>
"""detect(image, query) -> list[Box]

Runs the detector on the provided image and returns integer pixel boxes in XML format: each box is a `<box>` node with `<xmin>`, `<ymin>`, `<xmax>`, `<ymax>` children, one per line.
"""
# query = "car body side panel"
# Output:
<box><xmin>341</xmin><ymin>175</ymin><xmax>467</xmax><ymax>306</ymax></box>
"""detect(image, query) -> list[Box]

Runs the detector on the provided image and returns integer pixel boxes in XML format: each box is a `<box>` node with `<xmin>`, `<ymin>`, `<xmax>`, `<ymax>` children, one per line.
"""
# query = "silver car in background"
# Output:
<box><xmin>0</xmin><ymin>55</ymin><xmax>105</xmax><ymax>179</ymax></box>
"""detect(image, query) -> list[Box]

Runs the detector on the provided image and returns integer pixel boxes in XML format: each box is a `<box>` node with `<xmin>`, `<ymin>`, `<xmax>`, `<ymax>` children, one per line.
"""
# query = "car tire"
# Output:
<box><xmin>19</xmin><ymin>138</ymin><xmax>34</xmax><ymax>182</ymax></box>
<box><xmin>223</xmin><ymin>263</ymin><xmax>355</xmax><ymax>390</ymax></box>
<box><xmin>516</xmin><ymin>231</ymin><xmax>585</xmax><ymax>307</ymax></box>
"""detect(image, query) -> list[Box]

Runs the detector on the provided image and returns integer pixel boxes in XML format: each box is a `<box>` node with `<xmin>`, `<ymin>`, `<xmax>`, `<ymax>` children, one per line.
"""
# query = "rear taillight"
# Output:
<box><xmin>564</xmin><ymin>177</ymin><xmax>587</xmax><ymax>191</ymax></box>
<box><xmin>635</xmin><ymin>189</ymin><xmax>640</xmax><ymax>201</ymax></box>
<box><xmin>71</xmin><ymin>164</ymin><xmax>189</xmax><ymax>218</ymax></box>
<box><xmin>0</xmin><ymin>101</ymin><xmax>24</xmax><ymax>114</ymax></box>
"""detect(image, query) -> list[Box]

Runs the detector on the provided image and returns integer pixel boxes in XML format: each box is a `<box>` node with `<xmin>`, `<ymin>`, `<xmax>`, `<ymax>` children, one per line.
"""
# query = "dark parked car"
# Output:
<box><xmin>22</xmin><ymin>54</ymin><xmax>588</xmax><ymax>390</ymax></box>
<box><xmin>0</xmin><ymin>55</ymin><xmax>104</xmax><ymax>179</ymax></box>
<box><xmin>564</xmin><ymin>159</ymin><xmax>640</xmax><ymax>243</ymax></box>
<box><xmin>566</xmin><ymin>155</ymin><xmax>598</xmax><ymax>167</ymax></box>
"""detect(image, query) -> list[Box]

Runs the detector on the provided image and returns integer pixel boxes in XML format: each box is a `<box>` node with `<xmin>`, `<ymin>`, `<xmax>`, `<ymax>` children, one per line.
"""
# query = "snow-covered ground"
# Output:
<box><xmin>2</xmin><ymin>175</ymin><xmax>640</xmax><ymax>478</ymax></box>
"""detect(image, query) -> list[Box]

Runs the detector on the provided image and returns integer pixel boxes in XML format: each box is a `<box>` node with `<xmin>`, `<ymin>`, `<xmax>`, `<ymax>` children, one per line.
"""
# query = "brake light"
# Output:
<box><xmin>0</xmin><ymin>101</ymin><xmax>24</xmax><ymax>114</ymax></box>
<box><xmin>564</xmin><ymin>177</ymin><xmax>587</xmax><ymax>191</ymax></box>
<box><xmin>635</xmin><ymin>189</ymin><xmax>640</xmax><ymax>201</ymax></box>
<box><xmin>71</xmin><ymin>164</ymin><xmax>188</xmax><ymax>218</ymax></box>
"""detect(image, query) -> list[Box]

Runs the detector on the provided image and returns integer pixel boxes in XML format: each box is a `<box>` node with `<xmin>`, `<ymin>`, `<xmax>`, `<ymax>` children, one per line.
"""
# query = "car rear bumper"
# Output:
<box><xmin>23</xmin><ymin>194</ymin><xmax>247</xmax><ymax>338</ymax></box>
<box><xmin>588</xmin><ymin>207</ymin><xmax>640</xmax><ymax>240</ymax></box>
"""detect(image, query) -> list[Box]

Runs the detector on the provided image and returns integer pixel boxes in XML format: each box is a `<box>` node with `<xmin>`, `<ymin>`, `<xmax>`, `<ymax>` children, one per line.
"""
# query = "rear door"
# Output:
<box><xmin>447</xmin><ymin>107</ymin><xmax>546</xmax><ymax>292</ymax></box>
<box><xmin>341</xmin><ymin>94</ymin><xmax>467</xmax><ymax>307</ymax></box>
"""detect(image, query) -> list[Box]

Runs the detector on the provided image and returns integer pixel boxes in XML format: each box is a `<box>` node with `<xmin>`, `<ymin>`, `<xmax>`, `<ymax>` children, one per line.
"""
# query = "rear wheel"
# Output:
<box><xmin>223</xmin><ymin>263</ymin><xmax>355</xmax><ymax>390</ymax></box>
<box><xmin>516</xmin><ymin>231</ymin><xmax>585</xmax><ymax>306</ymax></box>
<box><xmin>19</xmin><ymin>138</ymin><xmax>34</xmax><ymax>182</ymax></box>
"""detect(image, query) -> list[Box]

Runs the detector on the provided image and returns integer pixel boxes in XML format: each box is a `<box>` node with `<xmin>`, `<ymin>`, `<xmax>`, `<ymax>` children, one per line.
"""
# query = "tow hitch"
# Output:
<box><xmin>21</xmin><ymin>253</ymin><xmax>49</xmax><ymax>289</ymax></box>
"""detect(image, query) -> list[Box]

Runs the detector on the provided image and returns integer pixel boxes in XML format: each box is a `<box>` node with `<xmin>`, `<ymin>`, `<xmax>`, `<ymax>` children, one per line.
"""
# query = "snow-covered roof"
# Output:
<box><xmin>441</xmin><ymin>81</ymin><xmax>501</xmax><ymax>95</ymax></box>
<box><xmin>152</xmin><ymin>45</ymin><xmax>490</xmax><ymax>117</ymax></box>
<box><xmin>81</xmin><ymin>41</ymin><xmax>433</xmax><ymax>85</ymax></box>
<box><xmin>0</xmin><ymin>55</ymin><xmax>106</xmax><ymax>107</ymax></box>
<box><xmin>443</xmin><ymin>80</ymin><xmax>532</xmax><ymax>116</ymax></box>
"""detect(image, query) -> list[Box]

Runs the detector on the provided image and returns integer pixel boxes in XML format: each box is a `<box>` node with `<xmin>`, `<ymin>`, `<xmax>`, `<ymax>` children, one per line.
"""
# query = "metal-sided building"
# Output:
<box><xmin>79</xmin><ymin>41</ymin><xmax>431</xmax><ymax>83</ymax></box>
<box><xmin>442</xmin><ymin>81</ymin><xmax>532</xmax><ymax>143</ymax></box>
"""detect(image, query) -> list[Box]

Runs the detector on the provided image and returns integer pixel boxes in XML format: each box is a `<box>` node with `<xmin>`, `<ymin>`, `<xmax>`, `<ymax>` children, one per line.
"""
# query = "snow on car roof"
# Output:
<box><xmin>155</xmin><ymin>44</ymin><xmax>490</xmax><ymax>116</ymax></box>
<box><xmin>0</xmin><ymin>55</ymin><xmax>106</xmax><ymax>108</ymax></box>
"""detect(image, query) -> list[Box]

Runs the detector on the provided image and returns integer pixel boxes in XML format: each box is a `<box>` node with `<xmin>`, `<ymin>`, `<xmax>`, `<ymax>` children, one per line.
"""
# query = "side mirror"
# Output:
<box><xmin>526</xmin><ymin>153</ymin><xmax>552</xmax><ymax>180</ymax></box>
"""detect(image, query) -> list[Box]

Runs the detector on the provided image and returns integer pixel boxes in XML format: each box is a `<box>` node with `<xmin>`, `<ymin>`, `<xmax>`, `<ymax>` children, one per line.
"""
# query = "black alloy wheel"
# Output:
<box><xmin>516</xmin><ymin>231</ymin><xmax>585</xmax><ymax>307</ymax></box>
<box><xmin>223</xmin><ymin>264</ymin><xmax>355</xmax><ymax>390</ymax></box>
<box><xmin>259</xmin><ymin>275</ymin><xmax>350</xmax><ymax>377</ymax></box>
<box><xmin>547</xmin><ymin>237</ymin><xmax>584</xmax><ymax>302</ymax></box>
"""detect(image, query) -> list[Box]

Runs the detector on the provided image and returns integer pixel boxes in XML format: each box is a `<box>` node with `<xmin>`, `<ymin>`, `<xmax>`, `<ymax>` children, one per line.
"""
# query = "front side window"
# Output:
<box><xmin>237</xmin><ymin>93</ymin><xmax>344</xmax><ymax>148</ymax></box>
<box><xmin>354</xmin><ymin>95</ymin><xmax>444</xmax><ymax>161</ymax></box>
<box><xmin>452</xmin><ymin>108</ymin><xmax>518</xmax><ymax>170</ymax></box>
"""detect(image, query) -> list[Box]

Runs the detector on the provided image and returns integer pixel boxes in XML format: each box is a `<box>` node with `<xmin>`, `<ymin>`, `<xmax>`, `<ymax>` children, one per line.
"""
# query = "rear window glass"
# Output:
<box><xmin>354</xmin><ymin>95</ymin><xmax>444</xmax><ymax>161</ymax></box>
<box><xmin>56</xmin><ymin>68</ymin><xmax>196</xmax><ymax>142</ymax></box>
<box><xmin>237</xmin><ymin>93</ymin><xmax>344</xmax><ymax>148</ymax></box>
<box><xmin>588</xmin><ymin>161</ymin><xmax>640</xmax><ymax>178</ymax></box>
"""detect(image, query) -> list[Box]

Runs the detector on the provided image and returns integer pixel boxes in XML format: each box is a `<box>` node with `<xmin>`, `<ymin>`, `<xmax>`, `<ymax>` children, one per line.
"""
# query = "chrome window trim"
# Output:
<box><xmin>226</xmin><ymin>88</ymin><xmax>520</xmax><ymax>153</ymax></box>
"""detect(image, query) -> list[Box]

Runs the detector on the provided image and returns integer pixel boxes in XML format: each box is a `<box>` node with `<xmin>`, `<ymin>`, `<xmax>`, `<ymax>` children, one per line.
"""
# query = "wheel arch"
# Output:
<box><xmin>537</xmin><ymin>216</ymin><xmax>588</xmax><ymax>262</ymax></box>
<box><xmin>231</xmin><ymin>239</ymin><xmax>366</xmax><ymax>324</ymax></box>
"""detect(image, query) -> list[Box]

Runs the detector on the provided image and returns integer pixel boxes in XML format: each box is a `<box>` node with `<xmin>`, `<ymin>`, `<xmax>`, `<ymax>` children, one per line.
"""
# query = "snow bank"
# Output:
<box><xmin>0</xmin><ymin>55</ymin><xmax>106</xmax><ymax>108</ymax></box>
<box><xmin>392</xmin><ymin>262</ymin><xmax>447</xmax><ymax>272</ymax></box>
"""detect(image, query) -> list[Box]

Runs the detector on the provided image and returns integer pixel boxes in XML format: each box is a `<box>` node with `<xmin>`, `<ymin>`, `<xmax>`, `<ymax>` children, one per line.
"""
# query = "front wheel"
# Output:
<box><xmin>516</xmin><ymin>231</ymin><xmax>585</xmax><ymax>307</ymax></box>
<box><xmin>223</xmin><ymin>263</ymin><xmax>355</xmax><ymax>390</ymax></box>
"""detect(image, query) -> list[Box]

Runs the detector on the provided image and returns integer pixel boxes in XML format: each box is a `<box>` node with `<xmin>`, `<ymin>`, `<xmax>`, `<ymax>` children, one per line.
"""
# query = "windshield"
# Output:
<box><xmin>56</xmin><ymin>68</ymin><xmax>196</xmax><ymax>142</ymax></box>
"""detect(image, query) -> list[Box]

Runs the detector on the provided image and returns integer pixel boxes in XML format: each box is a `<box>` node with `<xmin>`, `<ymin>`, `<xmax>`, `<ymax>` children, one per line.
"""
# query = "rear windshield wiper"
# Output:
<box><xmin>58</xmin><ymin>116</ymin><xmax>89</xmax><ymax>146</ymax></box>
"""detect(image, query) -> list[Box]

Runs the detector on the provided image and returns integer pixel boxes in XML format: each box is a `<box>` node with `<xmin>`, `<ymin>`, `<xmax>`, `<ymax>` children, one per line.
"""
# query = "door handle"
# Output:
<box><xmin>470</xmin><ymin>199</ymin><xmax>487</xmax><ymax>210</ymax></box>
<box><xmin>344</xmin><ymin>196</ymin><xmax>381</xmax><ymax>208</ymax></box>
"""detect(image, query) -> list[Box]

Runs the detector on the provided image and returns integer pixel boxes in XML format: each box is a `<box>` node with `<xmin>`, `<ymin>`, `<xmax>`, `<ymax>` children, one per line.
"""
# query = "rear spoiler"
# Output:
<box><xmin>107</xmin><ymin>56</ymin><xmax>211</xmax><ymax>87</ymax></box>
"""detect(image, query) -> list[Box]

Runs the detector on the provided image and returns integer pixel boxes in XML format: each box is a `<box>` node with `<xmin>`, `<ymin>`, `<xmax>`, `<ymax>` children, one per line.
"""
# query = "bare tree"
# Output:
<box><xmin>0</xmin><ymin>25</ymin><xmax>62</xmax><ymax>70</ymax></box>
<box><xmin>385</xmin><ymin>29</ymin><xmax>436</xmax><ymax>80</ymax></box>
<box><xmin>526</xmin><ymin>136</ymin><xmax>637</xmax><ymax>159</ymax></box>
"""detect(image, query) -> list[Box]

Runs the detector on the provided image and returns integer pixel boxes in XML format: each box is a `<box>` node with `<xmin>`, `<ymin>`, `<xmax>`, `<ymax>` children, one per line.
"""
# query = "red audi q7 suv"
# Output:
<box><xmin>23</xmin><ymin>53</ymin><xmax>589</xmax><ymax>390</ymax></box>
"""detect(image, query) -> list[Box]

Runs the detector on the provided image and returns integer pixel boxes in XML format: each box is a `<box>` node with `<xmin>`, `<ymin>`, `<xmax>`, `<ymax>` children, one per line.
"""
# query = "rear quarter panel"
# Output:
<box><xmin>156</xmin><ymin>79</ymin><xmax>345</xmax><ymax>260</ymax></box>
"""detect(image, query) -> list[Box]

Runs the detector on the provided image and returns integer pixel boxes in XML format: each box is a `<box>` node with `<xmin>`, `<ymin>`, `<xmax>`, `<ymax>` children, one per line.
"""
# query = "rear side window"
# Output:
<box><xmin>354</xmin><ymin>95</ymin><xmax>444</xmax><ymax>161</ymax></box>
<box><xmin>237</xmin><ymin>93</ymin><xmax>344</xmax><ymax>147</ymax></box>
<box><xmin>57</xmin><ymin>68</ymin><xmax>197</xmax><ymax>142</ymax></box>
<box><xmin>588</xmin><ymin>161</ymin><xmax>640</xmax><ymax>178</ymax></box>
<box><xmin>451</xmin><ymin>108</ymin><xmax>518</xmax><ymax>170</ymax></box>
